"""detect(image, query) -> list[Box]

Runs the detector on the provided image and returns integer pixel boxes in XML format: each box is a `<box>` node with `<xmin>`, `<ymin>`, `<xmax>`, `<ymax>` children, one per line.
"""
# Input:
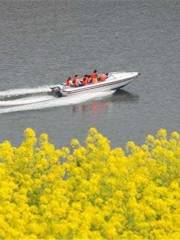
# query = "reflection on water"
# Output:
<box><xmin>112</xmin><ymin>89</ymin><xmax>139</xmax><ymax>103</ymax></box>
<box><xmin>72</xmin><ymin>100</ymin><xmax>109</xmax><ymax>114</ymax></box>
<box><xmin>72</xmin><ymin>90</ymin><xmax>139</xmax><ymax>114</ymax></box>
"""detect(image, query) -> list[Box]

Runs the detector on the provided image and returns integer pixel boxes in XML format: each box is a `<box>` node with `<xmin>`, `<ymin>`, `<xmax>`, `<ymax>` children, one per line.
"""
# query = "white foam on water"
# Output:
<box><xmin>0</xmin><ymin>91</ymin><xmax>115</xmax><ymax>114</ymax></box>
<box><xmin>0</xmin><ymin>95</ymin><xmax>55</xmax><ymax>106</ymax></box>
<box><xmin>0</xmin><ymin>85</ymin><xmax>52</xmax><ymax>98</ymax></box>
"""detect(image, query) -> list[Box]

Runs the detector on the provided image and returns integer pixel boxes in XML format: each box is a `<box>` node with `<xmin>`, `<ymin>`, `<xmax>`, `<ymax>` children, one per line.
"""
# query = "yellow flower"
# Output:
<box><xmin>0</xmin><ymin>128</ymin><xmax>179</xmax><ymax>239</ymax></box>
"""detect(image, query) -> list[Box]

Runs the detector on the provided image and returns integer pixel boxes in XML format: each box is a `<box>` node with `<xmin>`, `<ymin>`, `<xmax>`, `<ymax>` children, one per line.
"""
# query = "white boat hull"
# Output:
<box><xmin>51</xmin><ymin>72</ymin><xmax>140</xmax><ymax>97</ymax></box>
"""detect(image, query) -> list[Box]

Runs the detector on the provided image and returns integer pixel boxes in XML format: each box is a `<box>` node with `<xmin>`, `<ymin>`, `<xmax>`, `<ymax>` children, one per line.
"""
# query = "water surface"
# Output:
<box><xmin>0</xmin><ymin>0</ymin><xmax>179</xmax><ymax>147</ymax></box>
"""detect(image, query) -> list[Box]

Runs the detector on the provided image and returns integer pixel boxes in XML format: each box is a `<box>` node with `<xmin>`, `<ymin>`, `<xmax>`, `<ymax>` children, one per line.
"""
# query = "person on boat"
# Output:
<box><xmin>66</xmin><ymin>77</ymin><xmax>71</xmax><ymax>86</ymax></box>
<box><xmin>69</xmin><ymin>79</ymin><xmax>73</xmax><ymax>87</ymax></box>
<box><xmin>87</xmin><ymin>75</ymin><xmax>92</xmax><ymax>84</ymax></box>
<box><xmin>91</xmin><ymin>69</ymin><xmax>98</xmax><ymax>84</ymax></box>
<box><xmin>79</xmin><ymin>78</ymin><xmax>84</xmax><ymax>87</ymax></box>
<box><xmin>72</xmin><ymin>75</ymin><xmax>80</xmax><ymax>87</ymax></box>
<box><xmin>98</xmin><ymin>72</ymin><xmax>108</xmax><ymax>81</ymax></box>
<box><xmin>82</xmin><ymin>75</ymin><xmax>88</xmax><ymax>86</ymax></box>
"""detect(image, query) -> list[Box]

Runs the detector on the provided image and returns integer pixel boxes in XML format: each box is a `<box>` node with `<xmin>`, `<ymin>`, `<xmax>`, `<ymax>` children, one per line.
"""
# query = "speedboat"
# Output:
<box><xmin>50</xmin><ymin>72</ymin><xmax>140</xmax><ymax>97</ymax></box>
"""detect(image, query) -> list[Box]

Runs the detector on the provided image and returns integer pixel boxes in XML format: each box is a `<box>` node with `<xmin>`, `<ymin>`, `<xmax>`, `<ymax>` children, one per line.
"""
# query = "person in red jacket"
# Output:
<box><xmin>87</xmin><ymin>75</ymin><xmax>92</xmax><ymax>84</ymax></box>
<box><xmin>82</xmin><ymin>75</ymin><xmax>88</xmax><ymax>86</ymax></box>
<box><xmin>66</xmin><ymin>77</ymin><xmax>71</xmax><ymax>86</ymax></box>
<box><xmin>72</xmin><ymin>75</ymin><xmax>80</xmax><ymax>87</ymax></box>
<box><xmin>98</xmin><ymin>72</ymin><xmax>108</xmax><ymax>81</ymax></box>
<box><xmin>90</xmin><ymin>70</ymin><xmax>98</xmax><ymax>84</ymax></box>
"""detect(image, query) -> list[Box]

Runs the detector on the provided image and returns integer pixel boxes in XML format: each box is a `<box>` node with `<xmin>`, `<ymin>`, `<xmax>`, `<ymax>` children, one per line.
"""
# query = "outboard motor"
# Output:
<box><xmin>51</xmin><ymin>85</ymin><xmax>64</xmax><ymax>97</ymax></box>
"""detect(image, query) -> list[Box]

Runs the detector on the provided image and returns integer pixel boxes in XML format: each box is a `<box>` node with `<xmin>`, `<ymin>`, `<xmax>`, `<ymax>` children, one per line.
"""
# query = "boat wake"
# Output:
<box><xmin>0</xmin><ymin>86</ymin><xmax>115</xmax><ymax>114</ymax></box>
<box><xmin>0</xmin><ymin>86</ymin><xmax>51</xmax><ymax>99</ymax></box>
<box><xmin>0</xmin><ymin>95</ymin><xmax>55</xmax><ymax>106</ymax></box>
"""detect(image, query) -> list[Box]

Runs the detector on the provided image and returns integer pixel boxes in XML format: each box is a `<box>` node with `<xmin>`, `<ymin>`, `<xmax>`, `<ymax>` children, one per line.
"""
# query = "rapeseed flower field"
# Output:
<box><xmin>0</xmin><ymin>128</ymin><xmax>179</xmax><ymax>239</ymax></box>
